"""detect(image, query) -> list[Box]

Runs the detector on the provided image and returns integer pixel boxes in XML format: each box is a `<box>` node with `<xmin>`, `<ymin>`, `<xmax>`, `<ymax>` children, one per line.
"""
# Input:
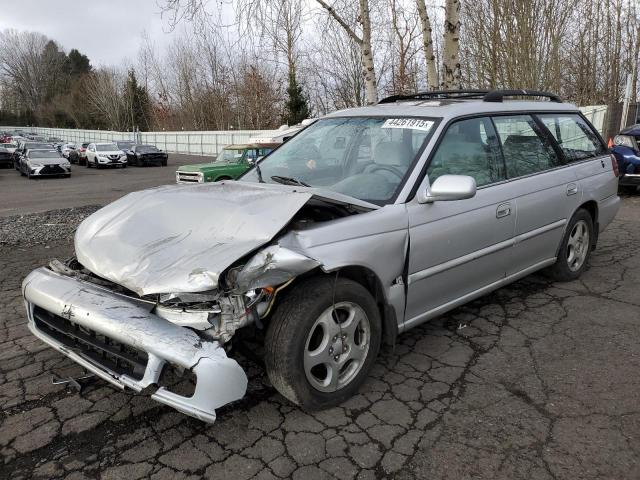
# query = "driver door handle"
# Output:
<box><xmin>496</xmin><ymin>202</ymin><xmax>511</xmax><ymax>218</ymax></box>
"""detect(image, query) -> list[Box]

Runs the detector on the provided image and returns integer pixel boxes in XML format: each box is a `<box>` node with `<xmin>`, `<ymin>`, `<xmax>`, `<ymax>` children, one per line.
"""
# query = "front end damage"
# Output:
<box><xmin>23</xmin><ymin>266</ymin><xmax>248</xmax><ymax>423</ymax></box>
<box><xmin>23</xmin><ymin>182</ymin><xmax>374</xmax><ymax>422</ymax></box>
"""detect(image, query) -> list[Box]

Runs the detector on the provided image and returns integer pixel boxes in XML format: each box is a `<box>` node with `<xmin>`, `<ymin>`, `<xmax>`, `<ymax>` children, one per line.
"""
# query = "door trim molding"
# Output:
<box><xmin>408</xmin><ymin>219</ymin><xmax>566</xmax><ymax>285</ymax></box>
<box><xmin>401</xmin><ymin>257</ymin><xmax>557</xmax><ymax>332</ymax></box>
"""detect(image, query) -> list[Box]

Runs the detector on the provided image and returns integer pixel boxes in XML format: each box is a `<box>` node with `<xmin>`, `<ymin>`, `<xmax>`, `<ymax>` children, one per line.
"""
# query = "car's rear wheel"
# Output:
<box><xmin>547</xmin><ymin>208</ymin><xmax>593</xmax><ymax>281</ymax></box>
<box><xmin>265</xmin><ymin>276</ymin><xmax>381</xmax><ymax>410</ymax></box>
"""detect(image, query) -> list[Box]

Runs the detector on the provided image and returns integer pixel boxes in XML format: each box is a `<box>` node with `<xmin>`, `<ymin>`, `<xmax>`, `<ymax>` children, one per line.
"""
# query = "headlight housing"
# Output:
<box><xmin>614</xmin><ymin>135</ymin><xmax>637</xmax><ymax>149</ymax></box>
<box><xmin>230</xmin><ymin>245</ymin><xmax>320</xmax><ymax>292</ymax></box>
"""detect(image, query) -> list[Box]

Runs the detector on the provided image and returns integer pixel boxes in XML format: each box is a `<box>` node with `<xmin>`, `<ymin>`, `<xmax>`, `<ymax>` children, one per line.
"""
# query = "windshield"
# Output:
<box><xmin>136</xmin><ymin>145</ymin><xmax>159</xmax><ymax>153</ymax></box>
<box><xmin>26</xmin><ymin>143</ymin><xmax>53</xmax><ymax>150</ymax></box>
<box><xmin>97</xmin><ymin>143</ymin><xmax>119</xmax><ymax>151</ymax></box>
<box><xmin>241</xmin><ymin>116</ymin><xmax>437</xmax><ymax>203</ymax></box>
<box><xmin>117</xmin><ymin>141</ymin><xmax>135</xmax><ymax>148</ymax></box>
<box><xmin>30</xmin><ymin>150</ymin><xmax>61</xmax><ymax>158</ymax></box>
<box><xmin>220</xmin><ymin>148</ymin><xmax>245</xmax><ymax>163</ymax></box>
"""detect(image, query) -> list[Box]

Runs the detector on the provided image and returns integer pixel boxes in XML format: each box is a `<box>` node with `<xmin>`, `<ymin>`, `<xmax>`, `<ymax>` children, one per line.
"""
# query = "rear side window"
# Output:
<box><xmin>427</xmin><ymin>117</ymin><xmax>505</xmax><ymax>187</ymax></box>
<box><xmin>537</xmin><ymin>114</ymin><xmax>605</xmax><ymax>162</ymax></box>
<box><xmin>493</xmin><ymin>115</ymin><xmax>560</xmax><ymax>178</ymax></box>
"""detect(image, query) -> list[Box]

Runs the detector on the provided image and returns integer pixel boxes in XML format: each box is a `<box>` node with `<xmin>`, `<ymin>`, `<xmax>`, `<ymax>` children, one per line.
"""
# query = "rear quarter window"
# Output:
<box><xmin>537</xmin><ymin>114</ymin><xmax>605</xmax><ymax>162</ymax></box>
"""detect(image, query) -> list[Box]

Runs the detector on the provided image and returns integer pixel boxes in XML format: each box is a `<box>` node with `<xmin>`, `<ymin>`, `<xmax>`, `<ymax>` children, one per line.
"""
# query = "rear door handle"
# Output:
<box><xmin>566</xmin><ymin>183</ymin><xmax>578</xmax><ymax>196</ymax></box>
<box><xmin>496</xmin><ymin>203</ymin><xmax>511</xmax><ymax>218</ymax></box>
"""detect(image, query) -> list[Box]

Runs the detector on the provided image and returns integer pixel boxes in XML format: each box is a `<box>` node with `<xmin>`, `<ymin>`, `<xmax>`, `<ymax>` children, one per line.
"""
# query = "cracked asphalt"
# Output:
<box><xmin>2</xmin><ymin>195</ymin><xmax>640</xmax><ymax>479</ymax></box>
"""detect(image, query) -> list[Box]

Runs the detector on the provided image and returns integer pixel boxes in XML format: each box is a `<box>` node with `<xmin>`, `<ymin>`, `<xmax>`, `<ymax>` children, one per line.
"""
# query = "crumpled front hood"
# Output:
<box><xmin>75</xmin><ymin>182</ymin><xmax>314</xmax><ymax>296</ymax></box>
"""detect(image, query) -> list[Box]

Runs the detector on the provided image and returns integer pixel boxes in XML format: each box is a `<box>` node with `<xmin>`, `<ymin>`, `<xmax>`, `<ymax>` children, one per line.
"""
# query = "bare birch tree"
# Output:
<box><xmin>442</xmin><ymin>0</ymin><xmax>461</xmax><ymax>88</ymax></box>
<box><xmin>315</xmin><ymin>0</ymin><xmax>378</xmax><ymax>104</ymax></box>
<box><xmin>416</xmin><ymin>0</ymin><xmax>438</xmax><ymax>89</ymax></box>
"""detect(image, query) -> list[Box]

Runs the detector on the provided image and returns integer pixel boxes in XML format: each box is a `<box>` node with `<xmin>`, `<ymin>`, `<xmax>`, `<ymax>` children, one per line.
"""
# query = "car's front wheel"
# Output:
<box><xmin>265</xmin><ymin>276</ymin><xmax>381</xmax><ymax>410</ymax></box>
<box><xmin>547</xmin><ymin>208</ymin><xmax>593</xmax><ymax>281</ymax></box>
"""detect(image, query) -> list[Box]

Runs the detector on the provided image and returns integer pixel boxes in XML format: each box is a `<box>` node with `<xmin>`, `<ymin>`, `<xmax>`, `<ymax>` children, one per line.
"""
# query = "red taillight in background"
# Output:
<box><xmin>610</xmin><ymin>154</ymin><xmax>619</xmax><ymax>177</ymax></box>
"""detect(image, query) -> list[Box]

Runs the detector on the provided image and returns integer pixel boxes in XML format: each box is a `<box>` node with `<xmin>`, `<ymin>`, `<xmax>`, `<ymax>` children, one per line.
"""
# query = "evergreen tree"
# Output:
<box><xmin>285</xmin><ymin>72</ymin><xmax>310</xmax><ymax>126</ymax></box>
<box><xmin>125</xmin><ymin>69</ymin><xmax>151</xmax><ymax>131</ymax></box>
<box><xmin>68</xmin><ymin>49</ymin><xmax>92</xmax><ymax>75</ymax></box>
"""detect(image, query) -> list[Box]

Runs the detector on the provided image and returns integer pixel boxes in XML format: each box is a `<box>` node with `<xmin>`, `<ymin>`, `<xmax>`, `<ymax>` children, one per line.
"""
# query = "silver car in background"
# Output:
<box><xmin>22</xmin><ymin>90</ymin><xmax>619</xmax><ymax>422</ymax></box>
<box><xmin>20</xmin><ymin>149</ymin><xmax>71</xmax><ymax>178</ymax></box>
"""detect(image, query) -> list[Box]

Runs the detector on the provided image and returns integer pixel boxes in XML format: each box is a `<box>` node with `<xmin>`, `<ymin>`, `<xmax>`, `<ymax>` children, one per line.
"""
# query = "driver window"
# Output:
<box><xmin>427</xmin><ymin>117</ymin><xmax>505</xmax><ymax>187</ymax></box>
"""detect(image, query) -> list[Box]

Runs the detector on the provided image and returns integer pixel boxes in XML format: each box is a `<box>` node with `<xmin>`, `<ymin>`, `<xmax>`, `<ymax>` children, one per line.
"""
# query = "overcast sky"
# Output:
<box><xmin>0</xmin><ymin>0</ymin><xmax>182</xmax><ymax>66</ymax></box>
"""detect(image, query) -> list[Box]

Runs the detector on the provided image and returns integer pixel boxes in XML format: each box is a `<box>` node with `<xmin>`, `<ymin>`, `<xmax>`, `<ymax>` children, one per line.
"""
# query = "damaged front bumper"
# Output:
<box><xmin>22</xmin><ymin>267</ymin><xmax>248</xmax><ymax>423</ymax></box>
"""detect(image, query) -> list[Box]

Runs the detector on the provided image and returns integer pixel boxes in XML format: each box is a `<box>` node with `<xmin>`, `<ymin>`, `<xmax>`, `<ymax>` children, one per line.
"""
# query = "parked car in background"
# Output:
<box><xmin>77</xmin><ymin>142</ymin><xmax>91</xmax><ymax>165</ymax></box>
<box><xmin>20</xmin><ymin>149</ymin><xmax>71</xmax><ymax>178</ymax></box>
<box><xmin>0</xmin><ymin>147</ymin><xmax>12</xmax><ymax>168</ymax></box>
<box><xmin>126</xmin><ymin>144</ymin><xmax>168</xmax><ymax>167</ymax></box>
<box><xmin>115</xmin><ymin>140</ymin><xmax>136</xmax><ymax>152</ymax></box>
<box><xmin>176</xmin><ymin>142</ymin><xmax>278</xmax><ymax>183</ymax></box>
<box><xmin>61</xmin><ymin>143</ymin><xmax>77</xmax><ymax>160</ymax></box>
<box><xmin>1</xmin><ymin>141</ymin><xmax>18</xmax><ymax>154</ymax></box>
<box><xmin>12</xmin><ymin>141</ymin><xmax>55</xmax><ymax>170</ymax></box>
<box><xmin>610</xmin><ymin>123</ymin><xmax>640</xmax><ymax>193</ymax></box>
<box><xmin>85</xmin><ymin>142</ymin><xmax>128</xmax><ymax>168</ymax></box>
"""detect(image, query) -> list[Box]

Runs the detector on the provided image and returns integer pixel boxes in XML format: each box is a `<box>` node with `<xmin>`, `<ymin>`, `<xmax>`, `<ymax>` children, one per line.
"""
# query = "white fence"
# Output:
<box><xmin>1</xmin><ymin>105</ymin><xmax>608</xmax><ymax>156</ymax></box>
<box><xmin>579</xmin><ymin>105</ymin><xmax>608</xmax><ymax>135</ymax></box>
<box><xmin>1</xmin><ymin>127</ymin><xmax>278</xmax><ymax>157</ymax></box>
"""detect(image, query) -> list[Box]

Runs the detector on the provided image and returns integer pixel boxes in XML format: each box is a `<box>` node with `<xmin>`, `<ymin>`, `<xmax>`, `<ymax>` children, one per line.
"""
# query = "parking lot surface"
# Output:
<box><xmin>0</xmin><ymin>154</ymin><xmax>212</xmax><ymax>218</ymax></box>
<box><xmin>1</xmin><ymin>195</ymin><xmax>640</xmax><ymax>479</ymax></box>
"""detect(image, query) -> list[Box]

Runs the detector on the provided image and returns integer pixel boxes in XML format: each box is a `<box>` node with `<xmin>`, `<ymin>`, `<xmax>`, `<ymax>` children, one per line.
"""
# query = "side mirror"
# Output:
<box><xmin>418</xmin><ymin>174</ymin><xmax>477</xmax><ymax>204</ymax></box>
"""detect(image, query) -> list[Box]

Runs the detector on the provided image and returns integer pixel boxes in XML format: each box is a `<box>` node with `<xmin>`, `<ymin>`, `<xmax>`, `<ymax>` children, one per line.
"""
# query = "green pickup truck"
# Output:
<box><xmin>175</xmin><ymin>143</ymin><xmax>278</xmax><ymax>184</ymax></box>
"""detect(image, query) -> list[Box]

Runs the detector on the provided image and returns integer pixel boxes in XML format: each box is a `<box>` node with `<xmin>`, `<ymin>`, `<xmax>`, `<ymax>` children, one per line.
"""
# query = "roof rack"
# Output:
<box><xmin>378</xmin><ymin>89</ymin><xmax>562</xmax><ymax>104</ymax></box>
<box><xmin>483</xmin><ymin>89</ymin><xmax>562</xmax><ymax>103</ymax></box>
<box><xmin>378</xmin><ymin>90</ymin><xmax>489</xmax><ymax>104</ymax></box>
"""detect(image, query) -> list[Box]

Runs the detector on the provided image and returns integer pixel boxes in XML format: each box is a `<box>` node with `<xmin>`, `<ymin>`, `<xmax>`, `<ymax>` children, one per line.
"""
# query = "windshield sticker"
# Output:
<box><xmin>381</xmin><ymin>118</ymin><xmax>434</xmax><ymax>132</ymax></box>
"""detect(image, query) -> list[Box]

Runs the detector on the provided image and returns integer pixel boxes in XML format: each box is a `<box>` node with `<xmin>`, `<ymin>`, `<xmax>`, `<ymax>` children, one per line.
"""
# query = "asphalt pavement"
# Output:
<box><xmin>0</xmin><ymin>154</ymin><xmax>212</xmax><ymax>218</ymax></box>
<box><xmin>1</xmin><ymin>191</ymin><xmax>639</xmax><ymax>479</ymax></box>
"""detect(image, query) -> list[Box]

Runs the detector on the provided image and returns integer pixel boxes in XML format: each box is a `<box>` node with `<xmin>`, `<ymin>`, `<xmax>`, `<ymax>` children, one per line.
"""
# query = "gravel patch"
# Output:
<box><xmin>0</xmin><ymin>205</ymin><xmax>101</xmax><ymax>247</ymax></box>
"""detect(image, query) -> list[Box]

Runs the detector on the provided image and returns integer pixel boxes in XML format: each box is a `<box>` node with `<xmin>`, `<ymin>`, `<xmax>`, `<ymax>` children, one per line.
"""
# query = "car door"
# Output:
<box><xmin>492</xmin><ymin>114</ymin><xmax>579</xmax><ymax>276</ymax></box>
<box><xmin>404</xmin><ymin>116</ymin><xmax>517</xmax><ymax>328</ymax></box>
<box><xmin>537</xmin><ymin>112</ymin><xmax>615</xmax><ymax>213</ymax></box>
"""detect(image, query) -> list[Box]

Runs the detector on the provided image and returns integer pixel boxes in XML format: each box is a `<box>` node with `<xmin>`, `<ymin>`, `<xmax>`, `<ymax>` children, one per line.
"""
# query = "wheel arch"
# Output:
<box><xmin>315</xmin><ymin>265</ymin><xmax>398</xmax><ymax>347</ymax></box>
<box><xmin>578</xmin><ymin>199</ymin><xmax>599</xmax><ymax>249</ymax></box>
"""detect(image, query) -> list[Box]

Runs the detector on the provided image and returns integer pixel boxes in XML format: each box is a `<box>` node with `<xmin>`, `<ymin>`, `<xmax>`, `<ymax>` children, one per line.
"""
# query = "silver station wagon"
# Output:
<box><xmin>23</xmin><ymin>89</ymin><xmax>620</xmax><ymax>422</ymax></box>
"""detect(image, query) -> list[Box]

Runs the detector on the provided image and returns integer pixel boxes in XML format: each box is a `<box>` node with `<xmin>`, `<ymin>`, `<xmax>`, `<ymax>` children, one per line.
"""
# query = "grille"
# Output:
<box><xmin>108</xmin><ymin>154</ymin><xmax>122</xmax><ymax>161</ymax></box>
<box><xmin>33</xmin><ymin>306</ymin><xmax>148</xmax><ymax>380</ymax></box>
<box><xmin>176</xmin><ymin>171</ymin><xmax>203</xmax><ymax>183</ymax></box>
<box><xmin>40</xmin><ymin>165</ymin><xmax>65</xmax><ymax>174</ymax></box>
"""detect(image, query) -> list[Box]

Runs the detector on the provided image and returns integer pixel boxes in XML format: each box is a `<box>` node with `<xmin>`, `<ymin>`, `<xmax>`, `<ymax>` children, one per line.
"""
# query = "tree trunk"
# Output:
<box><xmin>359</xmin><ymin>0</ymin><xmax>378</xmax><ymax>103</ymax></box>
<box><xmin>315</xmin><ymin>0</ymin><xmax>378</xmax><ymax>104</ymax></box>
<box><xmin>442</xmin><ymin>0</ymin><xmax>461</xmax><ymax>89</ymax></box>
<box><xmin>416</xmin><ymin>0</ymin><xmax>438</xmax><ymax>90</ymax></box>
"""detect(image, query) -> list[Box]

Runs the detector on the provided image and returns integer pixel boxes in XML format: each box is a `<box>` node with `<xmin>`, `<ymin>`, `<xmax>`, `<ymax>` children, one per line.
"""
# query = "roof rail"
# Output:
<box><xmin>378</xmin><ymin>89</ymin><xmax>562</xmax><ymax>104</ymax></box>
<box><xmin>483</xmin><ymin>89</ymin><xmax>562</xmax><ymax>103</ymax></box>
<box><xmin>378</xmin><ymin>90</ymin><xmax>490</xmax><ymax>104</ymax></box>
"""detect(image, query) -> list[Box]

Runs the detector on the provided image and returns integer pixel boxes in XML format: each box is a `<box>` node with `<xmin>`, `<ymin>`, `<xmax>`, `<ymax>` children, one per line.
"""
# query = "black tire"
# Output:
<box><xmin>136</xmin><ymin>158</ymin><xmax>143</xmax><ymax>167</ymax></box>
<box><xmin>264</xmin><ymin>276</ymin><xmax>382</xmax><ymax>410</ymax></box>
<box><xmin>85</xmin><ymin>158</ymin><xmax>91</xmax><ymax>168</ymax></box>
<box><xmin>161</xmin><ymin>159</ymin><xmax>167</xmax><ymax>167</ymax></box>
<box><xmin>619</xmin><ymin>184</ymin><xmax>637</xmax><ymax>195</ymax></box>
<box><xmin>95</xmin><ymin>160</ymin><xmax>101</xmax><ymax>169</ymax></box>
<box><xmin>546</xmin><ymin>208</ymin><xmax>594</xmax><ymax>282</ymax></box>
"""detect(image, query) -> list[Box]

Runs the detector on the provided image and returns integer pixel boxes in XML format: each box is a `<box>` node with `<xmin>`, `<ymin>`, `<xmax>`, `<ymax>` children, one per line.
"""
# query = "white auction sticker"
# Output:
<box><xmin>381</xmin><ymin>118</ymin><xmax>434</xmax><ymax>132</ymax></box>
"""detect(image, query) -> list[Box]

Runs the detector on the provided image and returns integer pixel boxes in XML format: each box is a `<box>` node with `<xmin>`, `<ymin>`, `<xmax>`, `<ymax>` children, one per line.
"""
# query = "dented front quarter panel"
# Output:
<box><xmin>278</xmin><ymin>204</ymin><xmax>410</xmax><ymax>326</ymax></box>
